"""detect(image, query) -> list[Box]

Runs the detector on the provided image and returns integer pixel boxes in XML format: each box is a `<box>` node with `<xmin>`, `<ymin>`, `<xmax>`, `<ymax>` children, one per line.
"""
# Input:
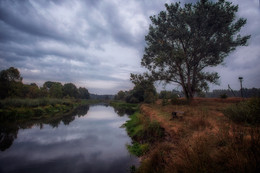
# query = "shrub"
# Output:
<box><xmin>33</xmin><ymin>107</ymin><xmax>45</xmax><ymax>116</ymax></box>
<box><xmin>162</xmin><ymin>98</ymin><xmax>168</xmax><ymax>106</ymax></box>
<box><xmin>127</xmin><ymin>142</ymin><xmax>149</xmax><ymax>157</ymax></box>
<box><xmin>223</xmin><ymin>97</ymin><xmax>260</xmax><ymax>125</ymax></box>
<box><xmin>171</xmin><ymin>98</ymin><xmax>189</xmax><ymax>105</ymax></box>
<box><xmin>220</xmin><ymin>93</ymin><xmax>228</xmax><ymax>99</ymax></box>
<box><xmin>125</xmin><ymin>112</ymin><xmax>165</xmax><ymax>143</ymax></box>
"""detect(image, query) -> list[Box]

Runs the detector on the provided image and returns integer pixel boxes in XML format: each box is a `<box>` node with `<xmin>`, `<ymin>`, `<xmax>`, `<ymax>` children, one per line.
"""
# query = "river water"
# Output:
<box><xmin>0</xmin><ymin>105</ymin><xmax>139</xmax><ymax>173</ymax></box>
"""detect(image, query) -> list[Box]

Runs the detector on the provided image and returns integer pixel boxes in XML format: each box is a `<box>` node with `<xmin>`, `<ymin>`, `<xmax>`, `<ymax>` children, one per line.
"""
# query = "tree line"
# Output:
<box><xmin>205</xmin><ymin>88</ymin><xmax>260</xmax><ymax>98</ymax></box>
<box><xmin>0</xmin><ymin>67</ymin><xmax>90</xmax><ymax>99</ymax></box>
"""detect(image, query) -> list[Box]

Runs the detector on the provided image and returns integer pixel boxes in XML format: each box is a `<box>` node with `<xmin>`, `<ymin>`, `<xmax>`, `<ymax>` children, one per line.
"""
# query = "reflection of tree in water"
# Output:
<box><xmin>62</xmin><ymin>116</ymin><xmax>75</xmax><ymax>125</ymax></box>
<box><xmin>75</xmin><ymin>105</ymin><xmax>89</xmax><ymax>117</ymax></box>
<box><xmin>48</xmin><ymin>119</ymin><xmax>61</xmax><ymax>128</ymax></box>
<box><xmin>113</xmin><ymin>107</ymin><xmax>135</xmax><ymax>117</ymax></box>
<box><xmin>0</xmin><ymin>105</ymin><xmax>89</xmax><ymax>151</ymax></box>
<box><xmin>61</xmin><ymin>105</ymin><xmax>89</xmax><ymax>125</ymax></box>
<box><xmin>0</xmin><ymin>124</ymin><xmax>18</xmax><ymax>151</ymax></box>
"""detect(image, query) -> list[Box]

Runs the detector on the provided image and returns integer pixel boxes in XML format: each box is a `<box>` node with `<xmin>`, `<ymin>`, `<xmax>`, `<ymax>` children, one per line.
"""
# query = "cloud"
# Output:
<box><xmin>0</xmin><ymin>0</ymin><xmax>259</xmax><ymax>94</ymax></box>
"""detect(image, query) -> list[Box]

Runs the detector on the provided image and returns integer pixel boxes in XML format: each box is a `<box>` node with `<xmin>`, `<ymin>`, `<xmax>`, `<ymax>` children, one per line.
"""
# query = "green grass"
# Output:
<box><xmin>124</xmin><ymin>111</ymin><xmax>165</xmax><ymax>157</ymax></box>
<box><xmin>127</xmin><ymin>142</ymin><xmax>149</xmax><ymax>157</ymax></box>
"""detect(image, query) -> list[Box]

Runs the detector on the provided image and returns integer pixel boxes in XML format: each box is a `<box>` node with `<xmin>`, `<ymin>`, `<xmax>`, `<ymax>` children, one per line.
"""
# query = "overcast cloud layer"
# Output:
<box><xmin>0</xmin><ymin>0</ymin><xmax>259</xmax><ymax>94</ymax></box>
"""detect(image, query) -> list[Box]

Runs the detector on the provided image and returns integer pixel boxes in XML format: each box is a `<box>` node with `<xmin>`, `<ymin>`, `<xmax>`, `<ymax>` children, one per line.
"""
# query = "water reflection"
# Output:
<box><xmin>0</xmin><ymin>105</ymin><xmax>138</xmax><ymax>173</ymax></box>
<box><xmin>0</xmin><ymin>105</ymin><xmax>89</xmax><ymax>151</ymax></box>
<box><xmin>113</xmin><ymin>107</ymin><xmax>136</xmax><ymax>117</ymax></box>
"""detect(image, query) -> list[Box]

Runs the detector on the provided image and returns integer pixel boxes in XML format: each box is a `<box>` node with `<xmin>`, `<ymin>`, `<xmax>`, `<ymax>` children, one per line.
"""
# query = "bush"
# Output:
<box><xmin>127</xmin><ymin>142</ymin><xmax>149</xmax><ymax>157</ymax></box>
<box><xmin>171</xmin><ymin>98</ymin><xmax>189</xmax><ymax>105</ymax></box>
<box><xmin>162</xmin><ymin>98</ymin><xmax>168</xmax><ymax>106</ymax></box>
<box><xmin>220</xmin><ymin>93</ymin><xmax>228</xmax><ymax>99</ymax></box>
<box><xmin>33</xmin><ymin>107</ymin><xmax>45</xmax><ymax>116</ymax></box>
<box><xmin>223</xmin><ymin>98</ymin><xmax>260</xmax><ymax>125</ymax></box>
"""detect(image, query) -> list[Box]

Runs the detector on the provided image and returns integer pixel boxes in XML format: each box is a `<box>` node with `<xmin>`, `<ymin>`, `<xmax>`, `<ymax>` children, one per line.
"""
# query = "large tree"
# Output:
<box><xmin>0</xmin><ymin>67</ymin><xmax>23</xmax><ymax>98</ymax></box>
<box><xmin>141</xmin><ymin>0</ymin><xmax>250</xmax><ymax>100</ymax></box>
<box><xmin>63</xmin><ymin>83</ymin><xmax>78</xmax><ymax>98</ymax></box>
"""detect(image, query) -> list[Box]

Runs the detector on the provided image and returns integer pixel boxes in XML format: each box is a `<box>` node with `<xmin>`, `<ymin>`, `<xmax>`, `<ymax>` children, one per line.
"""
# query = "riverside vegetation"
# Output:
<box><xmin>0</xmin><ymin>67</ymin><xmax>96</xmax><ymax>122</ymax></box>
<box><xmin>124</xmin><ymin>97</ymin><xmax>260</xmax><ymax>173</ymax></box>
<box><xmin>0</xmin><ymin>98</ymin><xmax>99</xmax><ymax>122</ymax></box>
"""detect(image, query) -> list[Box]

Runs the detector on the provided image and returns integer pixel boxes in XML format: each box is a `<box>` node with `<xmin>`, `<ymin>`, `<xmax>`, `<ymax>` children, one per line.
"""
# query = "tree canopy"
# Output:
<box><xmin>141</xmin><ymin>0</ymin><xmax>250</xmax><ymax>100</ymax></box>
<box><xmin>0</xmin><ymin>67</ymin><xmax>23</xmax><ymax>98</ymax></box>
<box><xmin>0</xmin><ymin>67</ymin><xmax>90</xmax><ymax>99</ymax></box>
<box><xmin>127</xmin><ymin>74</ymin><xmax>157</xmax><ymax>103</ymax></box>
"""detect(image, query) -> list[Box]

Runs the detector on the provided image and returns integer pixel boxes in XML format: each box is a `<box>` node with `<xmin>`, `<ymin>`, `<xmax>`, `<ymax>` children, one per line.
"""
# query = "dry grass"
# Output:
<box><xmin>136</xmin><ymin>98</ymin><xmax>260</xmax><ymax>173</ymax></box>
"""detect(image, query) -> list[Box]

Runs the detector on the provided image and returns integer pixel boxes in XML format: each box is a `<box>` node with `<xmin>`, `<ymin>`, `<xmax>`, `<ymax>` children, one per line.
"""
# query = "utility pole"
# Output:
<box><xmin>238</xmin><ymin>77</ymin><xmax>243</xmax><ymax>98</ymax></box>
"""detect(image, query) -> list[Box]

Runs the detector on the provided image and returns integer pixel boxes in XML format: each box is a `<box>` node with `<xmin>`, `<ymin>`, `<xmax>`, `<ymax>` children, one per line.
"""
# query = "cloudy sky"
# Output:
<box><xmin>0</xmin><ymin>0</ymin><xmax>259</xmax><ymax>94</ymax></box>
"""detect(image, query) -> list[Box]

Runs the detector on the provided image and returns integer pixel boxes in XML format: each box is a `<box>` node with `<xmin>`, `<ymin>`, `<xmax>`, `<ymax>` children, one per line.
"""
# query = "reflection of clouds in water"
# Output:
<box><xmin>0</xmin><ymin>106</ymin><xmax>138</xmax><ymax>172</ymax></box>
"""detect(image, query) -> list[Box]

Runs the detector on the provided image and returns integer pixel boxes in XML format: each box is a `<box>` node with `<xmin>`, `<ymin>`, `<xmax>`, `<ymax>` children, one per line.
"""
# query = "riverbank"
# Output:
<box><xmin>0</xmin><ymin>98</ymin><xmax>100</xmax><ymax>122</ymax></box>
<box><xmin>125</xmin><ymin>98</ymin><xmax>260</xmax><ymax>173</ymax></box>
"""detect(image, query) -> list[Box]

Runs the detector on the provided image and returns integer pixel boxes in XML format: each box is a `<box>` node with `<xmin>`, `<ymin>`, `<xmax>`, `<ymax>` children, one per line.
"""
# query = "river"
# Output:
<box><xmin>0</xmin><ymin>105</ymin><xmax>139</xmax><ymax>173</ymax></box>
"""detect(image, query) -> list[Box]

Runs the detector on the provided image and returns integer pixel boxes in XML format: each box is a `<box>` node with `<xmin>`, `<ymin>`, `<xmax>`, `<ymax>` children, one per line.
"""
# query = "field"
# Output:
<box><xmin>128</xmin><ymin>98</ymin><xmax>260</xmax><ymax>173</ymax></box>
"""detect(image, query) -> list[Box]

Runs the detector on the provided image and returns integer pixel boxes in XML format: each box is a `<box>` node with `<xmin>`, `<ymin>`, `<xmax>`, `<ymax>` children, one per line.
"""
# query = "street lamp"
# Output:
<box><xmin>238</xmin><ymin>77</ymin><xmax>243</xmax><ymax>98</ymax></box>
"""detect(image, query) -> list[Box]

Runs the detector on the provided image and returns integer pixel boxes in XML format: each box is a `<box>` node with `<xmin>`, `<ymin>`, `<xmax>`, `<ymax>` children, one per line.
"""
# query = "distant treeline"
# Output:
<box><xmin>115</xmin><ymin>87</ymin><xmax>260</xmax><ymax>103</ymax></box>
<box><xmin>89</xmin><ymin>94</ymin><xmax>114</xmax><ymax>100</ymax></box>
<box><xmin>0</xmin><ymin>67</ymin><xmax>90</xmax><ymax>99</ymax></box>
<box><xmin>205</xmin><ymin>88</ymin><xmax>260</xmax><ymax>98</ymax></box>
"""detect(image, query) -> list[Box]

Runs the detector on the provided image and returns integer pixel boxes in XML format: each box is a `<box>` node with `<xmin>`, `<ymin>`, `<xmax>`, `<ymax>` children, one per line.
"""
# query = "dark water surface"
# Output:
<box><xmin>0</xmin><ymin>105</ymin><xmax>138</xmax><ymax>173</ymax></box>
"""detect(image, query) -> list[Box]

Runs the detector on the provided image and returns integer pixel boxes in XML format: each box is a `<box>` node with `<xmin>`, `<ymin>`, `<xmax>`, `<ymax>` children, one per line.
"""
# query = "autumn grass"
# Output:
<box><xmin>132</xmin><ymin>98</ymin><xmax>260</xmax><ymax>173</ymax></box>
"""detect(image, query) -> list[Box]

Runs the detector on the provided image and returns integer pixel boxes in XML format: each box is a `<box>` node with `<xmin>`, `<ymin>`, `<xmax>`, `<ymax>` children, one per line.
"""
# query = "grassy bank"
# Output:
<box><xmin>0</xmin><ymin>98</ymin><xmax>100</xmax><ymax>121</ymax></box>
<box><xmin>126</xmin><ymin>98</ymin><xmax>260</xmax><ymax>173</ymax></box>
<box><xmin>124</xmin><ymin>111</ymin><xmax>165</xmax><ymax>157</ymax></box>
<box><xmin>109</xmin><ymin>101</ymin><xmax>138</xmax><ymax>110</ymax></box>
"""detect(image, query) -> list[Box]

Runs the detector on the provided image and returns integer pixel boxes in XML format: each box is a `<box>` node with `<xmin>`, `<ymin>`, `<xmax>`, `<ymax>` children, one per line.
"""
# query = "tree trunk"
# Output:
<box><xmin>182</xmin><ymin>84</ymin><xmax>194</xmax><ymax>103</ymax></box>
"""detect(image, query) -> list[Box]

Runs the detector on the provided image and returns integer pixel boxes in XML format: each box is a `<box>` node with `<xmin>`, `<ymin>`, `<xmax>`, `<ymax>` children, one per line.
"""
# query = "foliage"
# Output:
<box><xmin>141</xmin><ymin>0</ymin><xmax>250</xmax><ymax>100</ymax></box>
<box><xmin>0</xmin><ymin>67</ymin><xmax>23</xmax><ymax>99</ymax></box>
<box><xmin>0</xmin><ymin>98</ymin><xmax>95</xmax><ymax>121</ymax></box>
<box><xmin>78</xmin><ymin>87</ymin><xmax>90</xmax><ymax>99</ymax></box>
<box><xmin>220</xmin><ymin>93</ymin><xmax>228</xmax><ymax>99</ymax></box>
<box><xmin>49</xmin><ymin>82</ymin><xmax>63</xmax><ymax>98</ymax></box>
<box><xmin>223</xmin><ymin>97</ymin><xmax>260</xmax><ymax>125</ymax></box>
<box><xmin>63</xmin><ymin>83</ymin><xmax>78</xmax><ymax>98</ymax></box>
<box><xmin>127</xmin><ymin>142</ymin><xmax>149</xmax><ymax>157</ymax></box>
<box><xmin>114</xmin><ymin>90</ymin><xmax>127</xmax><ymax>100</ymax></box>
<box><xmin>0</xmin><ymin>67</ymin><xmax>90</xmax><ymax>100</ymax></box>
<box><xmin>126</xmin><ymin>74</ymin><xmax>157</xmax><ymax>103</ymax></box>
<box><xmin>159</xmin><ymin>90</ymin><xmax>175</xmax><ymax>99</ymax></box>
<box><xmin>110</xmin><ymin>101</ymin><xmax>138</xmax><ymax>116</ymax></box>
<box><xmin>0</xmin><ymin>98</ymin><xmax>72</xmax><ymax>108</ymax></box>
